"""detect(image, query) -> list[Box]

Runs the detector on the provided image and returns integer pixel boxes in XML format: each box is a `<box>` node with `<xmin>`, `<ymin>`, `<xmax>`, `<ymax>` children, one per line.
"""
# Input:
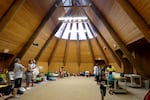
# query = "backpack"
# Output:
<box><xmin>0</xmin><ymin>85</ymin><xmax>13</xmax><ymax>96</ymax></box>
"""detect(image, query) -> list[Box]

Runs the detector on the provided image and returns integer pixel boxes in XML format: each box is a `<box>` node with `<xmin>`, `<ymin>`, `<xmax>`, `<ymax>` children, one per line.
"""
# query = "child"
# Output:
<box><xmin>108</xmin><ymin>71</ymin><xmax>114</xmax><ymax>94</ymax></box>
<box><xmin>98</xmin><ymin>64</ymin><xmax>107</xmax><ymax>100</ymax></box>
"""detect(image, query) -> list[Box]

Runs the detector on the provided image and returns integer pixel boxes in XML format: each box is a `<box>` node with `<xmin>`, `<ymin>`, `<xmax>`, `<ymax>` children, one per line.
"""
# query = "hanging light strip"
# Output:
<box><xmin>58</xmin><ymin>16</ymin><xmax>88</xmax><ymax>21</ymax></box>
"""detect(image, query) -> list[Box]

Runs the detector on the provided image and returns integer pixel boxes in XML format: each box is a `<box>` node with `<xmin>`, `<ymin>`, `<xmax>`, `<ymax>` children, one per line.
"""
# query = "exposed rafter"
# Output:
<box><xmin>35</xmin><ymin>22</ymin><xmax>62</xmax><ymax>61</ymax></box>
<box><xmin>17</xmin><ymin>0</ymin><xmax>61</xmax><ymax>58</ymax></box>
<box><xmin>63</xmin><ymin>23</ymin><xmax>72</xmax><ymax>66</ymax></box>
<box><xmin>48</xmin><ymin>23</ymin><xmax>66</xmax><ymax>66</ymax></box>
<box><xmin>76</xmin><ymin>22</ymin><xmax>80</xmax><ymax>66</ymax></box>
<box><xmin>89</xmin><ymin>19</ymin><xmax>121</xmax><ymax>67</ymax></box>
<box><xmin>63</xmin><ymin>40</ymin><xmax>67</xmax><ymax>66</ymax></box>
<box><xmin>48</xmin><ymin>38</ymin><xmax>59</xmax><ymax>68</ymax></box>
<box><xmin>76</xmin><ymin>32</ymin><xmax>80</xmax><ymax>66</ymax></box>
<box><xmin>86</xmin><ymin>22</ymin><xmax>109</xmax><ymax>64</ymax></box>
<box><xmin>63</xmin><ymin>23</ymin><xmax>73</xmax><ymax>66</ymax></box>
<box><xmin>63</xmin><ymin>33</ymin><xmax>71</xmax><ymax>66</ymax></box>
<box><xmin>117</xmin><ymin>0</ymin><xmax>150</xmax><ymax>43</ymax></box>
<box><xmin>0</xmin><ymin>0</ymin><xmax>25</xmax><ymax>32</ymax></box>
<box><xmin>90</xmin><ymin>1</ymin><xmax>147</xmax><ymax>77</ymax></box>
<box><xmin>36</xmin><ymin>8</ymin><xmax>73</xmax><ymax>61</ymax></box>
<box><xmin>82</xmin><ymin>23</ymin><xmax>95</xmax><ymax>63</ymax></box>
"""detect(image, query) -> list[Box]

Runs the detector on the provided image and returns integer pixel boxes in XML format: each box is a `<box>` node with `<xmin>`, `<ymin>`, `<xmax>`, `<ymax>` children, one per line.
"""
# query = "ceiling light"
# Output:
<box><xmin>58</xmin><ymin>16</ymin><xmax>88</xmax><ymax>21</ymax></box>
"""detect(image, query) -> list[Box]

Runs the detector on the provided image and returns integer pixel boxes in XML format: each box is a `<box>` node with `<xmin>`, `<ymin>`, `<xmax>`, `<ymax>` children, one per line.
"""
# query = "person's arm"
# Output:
<box><xmin>112</xmin><ymin>66</ymin><xmax>116</xmax><ymax>72</ymax></box>
<box><xmin>20</xmin><ymin>64</ymin><xmax>25</xmax><ymax>71</ymax></box>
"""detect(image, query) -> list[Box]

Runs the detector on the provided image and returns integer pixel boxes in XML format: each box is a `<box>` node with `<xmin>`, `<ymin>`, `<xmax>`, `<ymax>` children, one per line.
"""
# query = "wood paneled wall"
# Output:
<box><xmin>135</xmin><ymin>45</ymin><xmax>150</xmax><ymax>78</ymax></box>
<box><xmin>48</xmin><ymin>62</ymin><xmax>94</xmax><ymax>74</ymax></box>
<box><xmin>46</xmin><ymin>61</ymin><xmax>121</xmax><ymax>75</ymax></box>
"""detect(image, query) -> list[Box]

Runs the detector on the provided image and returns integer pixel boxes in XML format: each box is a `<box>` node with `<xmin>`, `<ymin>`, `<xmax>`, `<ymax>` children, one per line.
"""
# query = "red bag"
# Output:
<box><xmin>144</xmin><ymin>90</ymin><xmax>150</xmax><ymax>100</ymax></box>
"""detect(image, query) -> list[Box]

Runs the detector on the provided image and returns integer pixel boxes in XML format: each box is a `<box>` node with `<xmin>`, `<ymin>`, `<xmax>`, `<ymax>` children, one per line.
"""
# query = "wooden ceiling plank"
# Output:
<box><xmin>86</xmin><ymin>22</ymin><xmax>109</xmax><ymax>64</ymax></box>
<box><xmin>117</xmin><ymin>0</ymin><xmax>150</xmax><ymax>43</ymax></box>
<box><xmin>48</xmin><ymin>23</ymin><xmax>68</xmax><ymax>66</ymax></box>
<box><xmin>91</xmin><ymin>2</ymin><xmax>147</xmax><ymax>77</ymax></box>
<box><xmin>59</xmin><ymin>23</ymin><xmax>70</xmax><ymax>66</ymax></box>
<box><xmin>36</xmin><ymin>8</ymin><xmax>73</xmax><ymax>61</ymax></box>
<box><xmin>48</xmin><ymin>38</ymin><xmax>59</xmax><ymax>67</ymax></box>
<box><xmin>35</xmin><ymin>22</ymin><xmax>62</xmax><ymax>61</ymax></box>
<box><xmin>89</xmin><ymin>19</ymin><xmax>121</xmax><ymax>67</ymax></box>
<box><xmin>0</xmin><ymin>0</ymin><xmax>25</xmax><ymax>32</ymax></box>
<box><xmin>76</xmin><ymin>32</ymin><xmax>80</xmax><ymax>66</ymax></box>
<box><xmin>91</xmin><ymin>1</ymin><xmax>134</xmax><ymax>64</ymax></box>
<box><xmin>17</xmin><ymin>0</ymin><xmax>61</xmax><ymax>58</ymax></box>
<box><xmin>82</xmin><ymin>23</ymin><xmax>95</xmax><ymax>63</ymax></box>
<box><xmin>63</xmin><ymin>33</ymin><xmax>71</xmax><ymax>66</ymax></box>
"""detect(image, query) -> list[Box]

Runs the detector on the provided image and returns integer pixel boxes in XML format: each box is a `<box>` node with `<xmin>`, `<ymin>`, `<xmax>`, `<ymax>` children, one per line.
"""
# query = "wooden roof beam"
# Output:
<box><xmin>91</xmin><ymin>1</ymin><xmax>134</xmax><ymax>64</ymax></box>
<box><xmin>63</xmin><ymin>33</ymin><xmax>71</xmax><ymax>66</ymax></box>
<box><xmin>89</xmin><ymin>19</ymin><xmax>121</xmax><ymax>67</ymax></box>
<box><xmin>76</xmin><ymin>23</ymin><xmax>80</xmax><ymax>66</ymax></box>
<box><xmin>90</xmin><ymin>1</ymin><xmax>147</xmax><ymax>77</ymax></box>
<box><xmin>17</xmin><ymin>0</ymin><xmax>61</xmax><ymax>58</ymax></box>
<box><xmin>117</xmin><ymin>0</ymin><xmax>150</xmax><ymax>43</ymax></box>
<box><xmin>48</xmin><ymin>38</ymin><xmax>59</xmax><ymax>68</ymax></box>
<box><xmin>82</xmin><ymin>23</ymin><xmax>95</xmax><ymax>63</ymax></box>
<box><xmin>63</xmin><ymin>23</ymin><xmax>72</xmax><ymax>66</ymax></box>
<box><xmin>0</xmin><ymin>0</ymin><xmax>25</xmax><ymax>32</ymax></box>
<box><xmin>35</xmin><ymin>22</ymin><xmax>62</xmax><ymax>61</ymax></box>
<box><xmin>36</xmin><ymin>8</ymin><xmax>73</xmax><ymax>61</ymax></box>
<box><xmin>82</xmin><ymin>5</ymin><xmax>120</xmax><ymax>65</ymax></box>
<box><xmin>48</xmin><ymin>23</ymin><xmax>68</xmax><ymax>67</ymax></box>
<box><xmin>86</xmin><ymin>22</ymin><xmax>109</xmax><ymax>64</ymax></box>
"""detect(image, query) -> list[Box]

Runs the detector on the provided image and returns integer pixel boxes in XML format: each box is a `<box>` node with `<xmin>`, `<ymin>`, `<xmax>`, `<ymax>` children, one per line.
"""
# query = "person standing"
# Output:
<box><xmin>32</xmin><ymin>59</ymin><xmax>39</xmax><ymax>84</ymax></box>
<box><xmin>107</xmin><ymin>65</ymin><xmax>116</xmax><ymax>72</ymax></box>
<box><xmin>98</xmin><ymin>63</ymin><xmax>107</xmax><ymax>100</ymax></box>
<box><xmin>13</xmin><ymin>58</ymin><xmax>25</xmax><ymax>98</ymax></box>
<box><xmin>93</xmin><ymin>63</ymin><xmax>98</xmax><ymax>81</ymax></box>
<box><xmin>108</xmin><ymin>71</ymin><xmax>114</xmax><ymax>94</ymax></box>
<box><xmin>25</xmin><ymin>59</ymin><xmax>34</xmax><ymax>89</ymax></box>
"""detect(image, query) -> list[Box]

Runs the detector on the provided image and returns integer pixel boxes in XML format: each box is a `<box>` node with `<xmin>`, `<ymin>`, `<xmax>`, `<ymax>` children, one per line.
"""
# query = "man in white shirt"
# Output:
<box><xmin>13</xmin><ymin>58</ymin><xmax>25</xmax><ymax>98</ymax></box>
<box><xmin>94</xmin><ymin>63</ymin><xmax>99</xmax><ymax>81</ymax></box>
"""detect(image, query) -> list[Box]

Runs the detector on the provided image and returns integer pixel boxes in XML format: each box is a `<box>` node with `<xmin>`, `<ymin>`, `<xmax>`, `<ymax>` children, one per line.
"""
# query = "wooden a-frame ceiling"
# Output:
<box><xmin>0</xmin><ymin>0</ymin><xmax>150</xmax><ymax>77</ymax></box>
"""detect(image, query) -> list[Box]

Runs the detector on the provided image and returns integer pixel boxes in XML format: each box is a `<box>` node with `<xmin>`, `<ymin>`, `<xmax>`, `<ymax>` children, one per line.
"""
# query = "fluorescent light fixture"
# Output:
<box><xmin>58</xmin><ymin>16</ymin><xmax>88</xmax><ymax>21</ymax></box>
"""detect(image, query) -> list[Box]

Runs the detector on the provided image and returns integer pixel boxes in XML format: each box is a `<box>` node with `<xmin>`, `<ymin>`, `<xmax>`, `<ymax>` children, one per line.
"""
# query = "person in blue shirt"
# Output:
<box><xmin>108</xmin><ymin>71</ymin><xmax>114</xmax><ymax>94</ymax></box>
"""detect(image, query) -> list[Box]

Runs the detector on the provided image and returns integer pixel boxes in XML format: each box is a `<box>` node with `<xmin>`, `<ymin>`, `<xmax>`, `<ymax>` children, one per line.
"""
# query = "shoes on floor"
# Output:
<box><xmin>26</xmin><ymin>87</ymin><xmax>31</xmax><ymax>90</ymax></box>
<box><xmin>13</xmin><ymin>95</ymin><xmax>20</xmax><ymax>98</ymax></box>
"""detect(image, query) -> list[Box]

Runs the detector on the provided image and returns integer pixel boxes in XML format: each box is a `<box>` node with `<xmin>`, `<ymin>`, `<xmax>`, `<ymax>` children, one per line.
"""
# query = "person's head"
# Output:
<box><xmin>14</xmin><ymin>58</ymin><xmax>20</xmax><ymax>63</ymax></box>
<box><xmin>108</xmin><ymin>65</ymin><xmax>112</xmax><ymax>68</ymax></box>
<box><xmin>28</xmin><ymin>59</ymin><xmax>32</xmax><ymax>64</ymax></box>
<box><xmin>109</xmin><ymin>71</ymin><xmax>112</xmax><ymax>75</ymax></box>
<box><xmin>32</xmin><ymin>59</ymin><xmax>36</xmax><ymax>64</ymax></box>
